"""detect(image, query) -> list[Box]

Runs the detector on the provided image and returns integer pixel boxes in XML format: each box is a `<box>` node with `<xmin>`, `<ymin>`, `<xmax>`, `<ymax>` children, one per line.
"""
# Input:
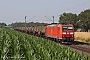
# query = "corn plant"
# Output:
<box><xmin>0</xmin><ymin>28</ymin><xmax>90</xmax><ymax>60</ymax></box>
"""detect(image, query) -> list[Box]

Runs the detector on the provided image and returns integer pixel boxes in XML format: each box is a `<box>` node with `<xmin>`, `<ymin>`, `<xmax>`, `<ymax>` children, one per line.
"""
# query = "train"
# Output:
<box><xmin>14</xmin><ymin>23</ymin><xmax>74</xmax><ymax>43</ymax></box>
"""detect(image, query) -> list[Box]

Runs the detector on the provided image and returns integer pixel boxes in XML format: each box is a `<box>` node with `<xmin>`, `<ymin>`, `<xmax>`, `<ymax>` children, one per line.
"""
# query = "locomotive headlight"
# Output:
<box><xmin>63</xmin><ymin>32</ymin><xmax>66</xmax><ymax>34</ymax></box>
<box><xmin>70</xmin><ymin>32</ymin><xmax>73</xmax><ymax>34</ymax></box>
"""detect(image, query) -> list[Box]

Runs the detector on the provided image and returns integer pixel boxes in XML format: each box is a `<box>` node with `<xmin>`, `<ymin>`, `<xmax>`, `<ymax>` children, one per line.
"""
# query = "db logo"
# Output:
<box><xmin>67</xmin><ymin>32</ymin><xmax>69</xmax><ymax>34</ymax></box>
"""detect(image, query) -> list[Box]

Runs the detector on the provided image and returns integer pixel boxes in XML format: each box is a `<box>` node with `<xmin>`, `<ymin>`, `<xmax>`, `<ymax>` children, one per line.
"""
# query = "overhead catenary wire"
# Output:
<box><xmin>66</xmin><ymin>1</ymin><xmax>90</xmax><ymax>11</ymax></box>
<box><xmin>26</xmin><ymin>16</ymin><xmax>36</xmax><ymax>22</ymax></box>
<box><xmin>50</xmin><ymin>1</ymin><xmax>90</xmax><ymax>23</ymax></box>
<box><xmin>55</xmin><ymin>0</ymin><xmax>90</xmax><ymax>17</ymax></box>
<box><xmin>23</xmin><ymin>1</ymin><xmax>90</xmax><ymax>24</ymax></box>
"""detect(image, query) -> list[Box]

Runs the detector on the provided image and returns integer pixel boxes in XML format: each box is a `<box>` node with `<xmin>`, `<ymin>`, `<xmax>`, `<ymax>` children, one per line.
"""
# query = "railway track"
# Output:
<box><xmin>15</xmin><ymin>30</ymin><xmax>90</xmax><ymax>57</ymax></box>
<box><xmin>70</xmin><ymin>46</ymin><xmax>90</xmax><ymax>57</ymax></box>
<box><xmin>61</xmin><ymin>41</ymin><xmax>90</xmax><ymax>57</ymax></box>
<box><xmin>70</xmin><ymin>45</ymin><xmax>90</xmax><ymax>53</ymax></box>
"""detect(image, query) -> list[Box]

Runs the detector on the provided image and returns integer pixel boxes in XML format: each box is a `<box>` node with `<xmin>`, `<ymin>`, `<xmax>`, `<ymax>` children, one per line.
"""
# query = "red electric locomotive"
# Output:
<box><xmin>45</xmin><ymin>23</ymin><xmax>74</xmax><ymax>43</ymax></box>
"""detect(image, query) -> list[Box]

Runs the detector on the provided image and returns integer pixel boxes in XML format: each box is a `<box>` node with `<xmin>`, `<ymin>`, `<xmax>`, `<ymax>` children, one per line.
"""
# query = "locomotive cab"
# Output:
<box><xmin>61</xmin><ymin>25</ymin><xmax>74</xmax><ymax>42</ymax></box>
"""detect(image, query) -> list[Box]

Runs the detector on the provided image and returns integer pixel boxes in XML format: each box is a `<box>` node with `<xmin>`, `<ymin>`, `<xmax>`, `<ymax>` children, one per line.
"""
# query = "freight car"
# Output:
<box><xmin>14</xmin><ymin>23</ymin><xmax>74</xmax><ymax>43</ymax></box>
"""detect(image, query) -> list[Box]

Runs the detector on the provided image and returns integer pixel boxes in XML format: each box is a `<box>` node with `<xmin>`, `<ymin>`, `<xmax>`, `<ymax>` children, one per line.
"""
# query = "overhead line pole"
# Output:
<box><xmin>25</xmin><ymin>16</ymin><xmax>27</xmax><ymax>32</ymax></box>
<box><xmin>52</xmin><ymin>16</ymin><xmax>54</xmax><ymax>23</ymax></box>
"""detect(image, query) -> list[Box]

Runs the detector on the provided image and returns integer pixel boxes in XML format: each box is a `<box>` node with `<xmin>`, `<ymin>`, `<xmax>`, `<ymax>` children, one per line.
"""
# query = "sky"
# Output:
<box><xmin>0</xmin><ymin>0</ymin><xmax>90</xmax><ymax>25</ymax></box>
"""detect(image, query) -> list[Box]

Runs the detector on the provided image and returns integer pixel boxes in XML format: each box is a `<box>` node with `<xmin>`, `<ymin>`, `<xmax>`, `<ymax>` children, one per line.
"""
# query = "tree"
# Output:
<box><xmin>0</xmin><ymin>22</ymin><xmax>7</xmax><ymax>28</ymax></box>
<box><xmin>78</xmin><ymin>9</ymin><xmax>90</xmax><ymax>32</ymax></box>
<box><xmin>58</xmin><ymin>12</ymin><xmax>78</xmax><ymax>31</ymax></box>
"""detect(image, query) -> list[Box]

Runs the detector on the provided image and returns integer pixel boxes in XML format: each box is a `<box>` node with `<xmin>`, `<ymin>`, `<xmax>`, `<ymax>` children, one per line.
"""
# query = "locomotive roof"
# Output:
<box><xmin>47</xmin><ymin>24</ymin><xmax>58</xmax><ymax>26</ymax></box>
<box><xmin>47</xmin><ymin>23</ymin><xmax>73</xmax><ymax>27</ymax></box>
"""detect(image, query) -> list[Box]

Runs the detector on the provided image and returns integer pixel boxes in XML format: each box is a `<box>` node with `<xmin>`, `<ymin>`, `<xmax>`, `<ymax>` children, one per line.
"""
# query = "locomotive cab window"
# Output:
<box><xmin>62</xmin><ymin>26</ymin><xmax>73</xmax><ymax>30</ymax></box>
<box><xmin>68</xmin><ymin>26</ymin><xmax>73</xmax><ymax>30</ymax></box>
<box><xmin>62</xmin><ymin>26</ymin><xmax>67</xmax><ymax>30</ymax></box>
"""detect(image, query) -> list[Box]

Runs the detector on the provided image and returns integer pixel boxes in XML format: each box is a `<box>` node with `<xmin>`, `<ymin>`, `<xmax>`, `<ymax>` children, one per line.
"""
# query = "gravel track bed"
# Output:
<box><xmin>62</xmin><ymin>41</ymin><xmax>90</xmax><ymax>57</ymax></box>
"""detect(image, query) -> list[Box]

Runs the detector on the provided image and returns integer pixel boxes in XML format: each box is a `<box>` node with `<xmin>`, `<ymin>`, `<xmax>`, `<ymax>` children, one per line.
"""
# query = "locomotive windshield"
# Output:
<box><xmin>62</xmin><ymin>26</ymin><xmax>73</xmax><ymax>30</ymax></box>
<box><xmin>68</xmin><ymin>26</ymin><xmax>73</xmax><ymax>30</ymax></box>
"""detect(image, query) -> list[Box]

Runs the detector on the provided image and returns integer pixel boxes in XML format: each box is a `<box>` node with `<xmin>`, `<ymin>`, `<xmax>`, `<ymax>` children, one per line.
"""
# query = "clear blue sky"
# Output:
<box><xmin>0</xmin><ymin>0</ymin><xmax>90</xmax><ymax>25</ymax></box>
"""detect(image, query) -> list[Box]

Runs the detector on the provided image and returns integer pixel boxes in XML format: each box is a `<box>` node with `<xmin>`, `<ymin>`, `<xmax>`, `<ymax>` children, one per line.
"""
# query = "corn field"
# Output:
<box><xmin>0</xmin><ymin>28</ymin><xmax>90</xmax><ymax>60</ymax></box>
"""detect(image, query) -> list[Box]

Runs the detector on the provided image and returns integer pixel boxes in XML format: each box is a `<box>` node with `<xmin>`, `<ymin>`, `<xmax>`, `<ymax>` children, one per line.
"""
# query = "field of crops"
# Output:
<box><xmin>0</xmin><ymin>28</ymin><xmax>90</xmax><ymax>60</ymax></box>
<box><xmin>74</xmin><ymin>32</ymin><xmax>90</xmax><ymax>42</ymax></box>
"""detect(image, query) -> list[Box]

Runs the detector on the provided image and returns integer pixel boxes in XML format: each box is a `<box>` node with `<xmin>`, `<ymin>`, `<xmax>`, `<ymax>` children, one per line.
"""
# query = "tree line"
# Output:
<box><xmin>0</xmin><ymin>22</ymin><xmax>7</xmax><ymax>28</ymax></box>
<box><xmin>58</xmin><ymin>9</ymin><xmax>90</xmax><ymax>32</ymax></box>
<box><xmin>8</xmin><ymin>22</ymin><xmax>48</xmax><ymax>27</ymax></box>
